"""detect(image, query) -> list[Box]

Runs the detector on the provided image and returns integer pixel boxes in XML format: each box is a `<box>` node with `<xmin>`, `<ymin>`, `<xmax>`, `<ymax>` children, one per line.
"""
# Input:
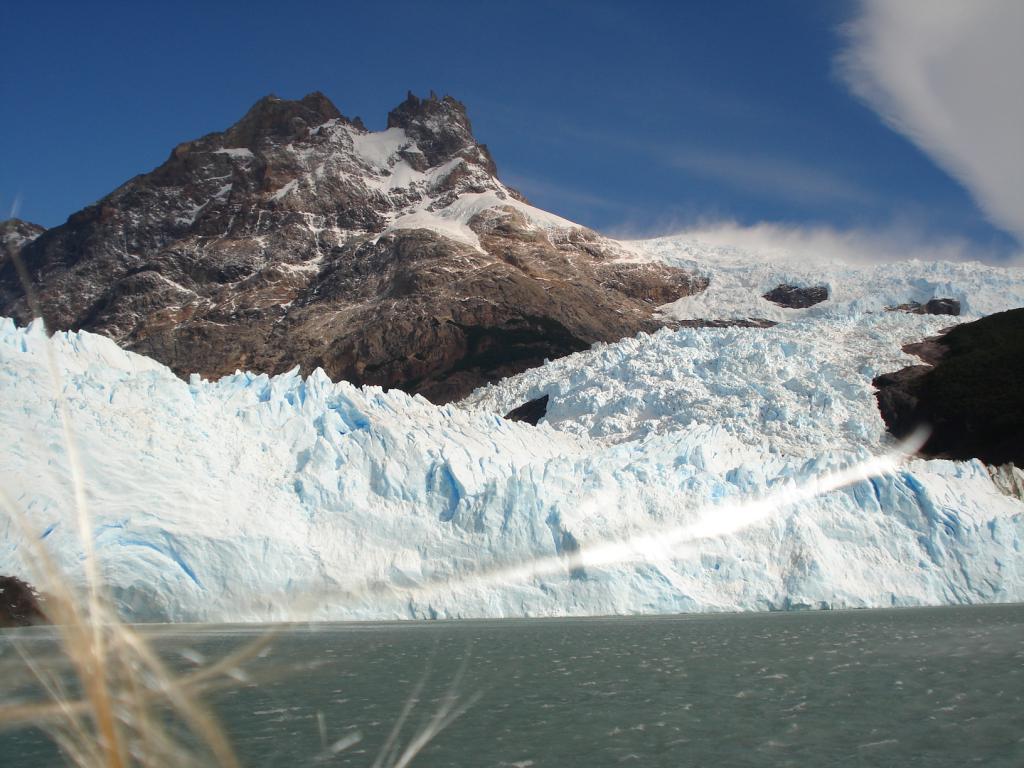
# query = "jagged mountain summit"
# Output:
<box><xmin>0</xmin><ymin>91</ymin><xmax>705</xmax><ymax>401</ymax></box>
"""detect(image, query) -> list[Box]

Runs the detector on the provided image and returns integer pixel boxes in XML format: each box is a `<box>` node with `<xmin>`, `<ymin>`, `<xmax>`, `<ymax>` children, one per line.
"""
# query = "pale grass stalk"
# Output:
<box><xmin>1</xmin><ymin>245</ymin><xmax>248</xmax><ymax>766</ymax></box>
<box><xmin>389</xmin><ymin>652</ymin><xmax>481</xmax><ymax>768</ymax></box>
<box><xmin>370</xmin><ymin>643</ymin><xmax>478</xmax><ymax>768</ymax></box>
<box><xmin>2</xmin><ymin>242</ymin><xmax>455</xmax><ymax>767</ymax></box>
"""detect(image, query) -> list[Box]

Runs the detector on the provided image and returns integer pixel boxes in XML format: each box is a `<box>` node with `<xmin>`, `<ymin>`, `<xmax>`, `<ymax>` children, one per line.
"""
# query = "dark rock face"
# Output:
<box><xmin>900</xmin><ymin>336</ymin><xmax>951</xmax><ymax>367</ymax></box>
<box><xmin>873</xmin><ymin>364</ymin><xmax>934</xmax><ymax>438</ymax></box>
<box><xmin>762</xmin><ymin>284</ymin><xmax>828</xmax><ymax>309</ymax></box>
<box><xmin>886</xmin><ymin>298</ymin><xmax>961</xmax><ymax>316</ymax></box>
<box><xmin>925</xmin><ymin>298</ymin><xmax>961</xmax><ymax>316</ymax></box>
<box><xmin>0</xmin><ymin>92</ymin><xmax>706</xmax><ymax>403</ymax></box>
<box><xmin>988</xmin><ymin>463</ymin><xmax>1024</xmax><ymax>500</ymax></box>
<box><xmin>0</xmin><ymin>219</ymin><xmax>46</xmax><ymax>271</ymax></box>
<box><xmin>873</xmin><ymin>308</ymin><xmax>1024</xmax><ymax>465</ymax></box>
<box><xmin>387</xmin><ymin>91</ymin><xmax>503</xmax><ymax>182</ymax></box>
<box><xmin>676</xmin><ymin>318</ymin><xmax>777</xmax><ymax>329</ymax></box>
<box><xmin>0</xmin><ymin>575</ymin><xmax>47</xmax><ymax>627</ymax></box>
<box><xmin>504</xmin><ymin>394</ymin><xmax>549</xmax><ymax>425</ymax></box>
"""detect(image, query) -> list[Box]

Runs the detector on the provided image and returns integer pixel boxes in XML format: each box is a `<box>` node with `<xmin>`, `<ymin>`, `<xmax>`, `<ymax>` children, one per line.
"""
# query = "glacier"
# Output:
<box><xmin>2</xmin><ymin>238</ymin><xmax>1024</xmax><ymax>622</ymax></box>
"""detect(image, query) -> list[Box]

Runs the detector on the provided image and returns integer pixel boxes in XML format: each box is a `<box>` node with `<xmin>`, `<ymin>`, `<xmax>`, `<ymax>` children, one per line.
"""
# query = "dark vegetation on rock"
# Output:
<box><xmin>762</xmin><ymin>284</ymin><xmax>828</xmax><ymax>309</ymax></box>
<box><xmin>0</xmin><ymin>575</ymin><xmax>48</xmax><ymax>628</ymax></box>
<box><xmin>886</xmin><ymin>298</ymin><xmax>961</xmax><ymax>316</ymax></box>
<box><xmin>873</xmin><ymin>308</ymin><xmax>1024</xmax><ymax>465</ymax></box>
<box><xmin>504</xmin><ymin>394</ymin><xmax>549</xmax><ymax>425</ymax></box>
<box><xmin>0</xmin><ymin>92</ymin><xmax>706</xmax><ymax>403</ymax></box>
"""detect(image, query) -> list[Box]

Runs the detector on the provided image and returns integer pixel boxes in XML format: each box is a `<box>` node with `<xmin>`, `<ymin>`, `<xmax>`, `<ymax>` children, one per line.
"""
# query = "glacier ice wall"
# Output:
<box><xmin>2</xmin><ymin>279</ymin><xmax>1022</xmax><ymax>622</ymax></box>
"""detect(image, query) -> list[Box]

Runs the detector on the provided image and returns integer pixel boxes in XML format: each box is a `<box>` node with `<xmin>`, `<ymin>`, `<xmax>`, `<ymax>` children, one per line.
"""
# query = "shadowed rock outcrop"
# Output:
<box><xmin>0</xmin><ymin>92</ymin><xmax>706</xmax><ymax>402</ymax></box>
<box><xmin>873</xmin><ymin>308</ymin><xmax>1024</xmax><ymax>465</ymax></box>
<box><xmin>886</xmin><ymin>298</ymin><xmax>961</xmax><ymax>316</ymax></box>
<box><xmin>763</xmin><ymin>284</ymin><xmax>828</xmax><ymax>309</ymax></box>
<box><xmin>988</xmin><ymin>463</ymin><xmax>1024</xmax><ymax>500</ymax></box>
<box><xmin>0</xmin><ymin>575</ymin><xmax>48</xmax><ymax>627</ymax></box>
<box><xmin>504</xmin><ymin>394</ymin><xmax>549</xmax><ymax>425</ymax></box>
<box><xmin>677</xmin><ymin>318</ymin><xmax>776</xmax><ymax>329</ymax></box>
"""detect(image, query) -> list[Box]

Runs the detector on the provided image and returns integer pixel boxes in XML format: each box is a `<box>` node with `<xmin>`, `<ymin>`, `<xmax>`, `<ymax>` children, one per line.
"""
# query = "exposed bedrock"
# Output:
<box><xmin>762</xmin><ymin>283</ymin><xmax>829</xmax><ymax>308</ymax></box>
<box><xmin>886</xmin><ymin>298</ymin><xmax>961</xmax><ymax>316</ymax></box>
<box><xmin>504</xmin><ymin>394</ymin><xmax>550</xmax><ymax>425</ymax></box>
<box><xmin>676</xmin><ymin>318</ymin><xmax>777</xmax><ymax>329</ymax></box>
<box><xmin>873</xmin><ymin>308</ymin><xmax>1024</xmax><ymax>465</ymax></box>
<box><xmin>0</xmin><ymin>575</ymin><xmax>48</xmax><ymax>628</ymax></box>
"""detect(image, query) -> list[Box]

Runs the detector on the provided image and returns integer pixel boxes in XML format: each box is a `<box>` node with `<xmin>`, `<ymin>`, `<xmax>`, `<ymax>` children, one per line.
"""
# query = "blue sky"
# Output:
<box><xmin>2</xmin><ymin>1</ymin><xmax>1020</xmax><ymax>259</ymax></box>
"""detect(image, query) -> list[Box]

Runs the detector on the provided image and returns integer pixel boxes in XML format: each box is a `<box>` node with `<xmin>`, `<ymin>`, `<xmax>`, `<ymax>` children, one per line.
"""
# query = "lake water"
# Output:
<box><xmin>2</xmin><ymin>604</ymin><xmax>1022</xmax><ymax>767</ymax></box>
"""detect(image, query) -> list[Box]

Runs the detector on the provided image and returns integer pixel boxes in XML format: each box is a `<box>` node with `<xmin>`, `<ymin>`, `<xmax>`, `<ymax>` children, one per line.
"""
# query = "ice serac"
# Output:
<box><xmin>0</xmin><ymin>91</ymin><xmax>704</xmax><ymax>403</ymax></box>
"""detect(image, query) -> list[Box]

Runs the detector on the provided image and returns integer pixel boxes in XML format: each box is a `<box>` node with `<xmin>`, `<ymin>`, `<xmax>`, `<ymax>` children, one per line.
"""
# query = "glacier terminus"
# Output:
<box><xmin>2</xmin><ymin>234</ymin><xmax>1023</xmax><ymax>622</ymax></box>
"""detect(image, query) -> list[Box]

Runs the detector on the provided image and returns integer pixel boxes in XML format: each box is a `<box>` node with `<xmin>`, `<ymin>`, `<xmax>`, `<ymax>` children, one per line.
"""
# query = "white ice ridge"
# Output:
<box><xmin>461</xmin><ymin>312</ymin><xmax>954</xmax><ymax>449</ymax></box>
<box><xmin>465</xmin><ymin>238</ymin><xmax>1024</xmax><ymax>447</ymax></box>
<box><xmin>2</xmin><ymin>304</ymin><xmax>1022</xmax><ymax>622</ymax></box>
<box><xmin>631</xmin><ymin>234</ymin><xmax>1024</xmax><ymax>323</ymax></box>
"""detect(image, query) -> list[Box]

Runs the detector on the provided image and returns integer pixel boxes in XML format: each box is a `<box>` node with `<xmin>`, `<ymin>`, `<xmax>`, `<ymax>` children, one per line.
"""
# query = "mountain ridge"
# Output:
<box><xmin>0</xmin><ymin>91</ymin><xmax>706</xmax><ymax>401</ymax></box>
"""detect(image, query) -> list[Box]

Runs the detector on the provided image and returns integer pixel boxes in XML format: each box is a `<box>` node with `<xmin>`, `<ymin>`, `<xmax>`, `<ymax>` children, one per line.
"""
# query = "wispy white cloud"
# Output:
<box><xmin>651</xmin><ymin>219</ymin><xmax>1024</xmax><ymax>267</ymax></box>
<box><xmin>837</xmin><ymin>0</ymin><xmax>1024</xmax><ymax>245</ymax></box>
<box><xmin>669</xmin><ymin>148</ymin><xmax>871</xmax><ymax>207</ymax></box>
<box><xmin>498</xmin><ymin>111</ymin><xmax>873</xmax><ymax>212</ymax></box>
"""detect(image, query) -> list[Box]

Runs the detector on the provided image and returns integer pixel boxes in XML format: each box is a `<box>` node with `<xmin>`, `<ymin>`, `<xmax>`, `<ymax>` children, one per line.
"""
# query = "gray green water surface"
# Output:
<box><xmin>2</xmin><ymin>604</ymin><xmax>1022</xmax><ymax>767</ymax></box>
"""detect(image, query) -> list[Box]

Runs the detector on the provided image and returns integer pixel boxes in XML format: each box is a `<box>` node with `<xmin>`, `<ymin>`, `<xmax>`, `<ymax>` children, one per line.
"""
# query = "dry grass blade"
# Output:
<box><xmin>368</xmin><ymin>642</ymin><xmax>479</xmax><ymax>768</ymax></box>
<box><xmin>389</xmin><ymin>648</ymin><xmax>480</xmax><ymax>768</ymax></box>
<box><xmin>0</xmin><ymin>501</ymin><xmax>255</xmax><ymax>765</ymax></box>
<box><xmin>1</xmin><ymin>246</ymin><xmax>253</xmax><ymax>767</ymax></box>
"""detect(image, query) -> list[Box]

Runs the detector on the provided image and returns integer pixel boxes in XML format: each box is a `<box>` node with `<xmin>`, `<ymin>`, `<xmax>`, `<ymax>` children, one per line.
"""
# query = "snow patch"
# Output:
<box><xmin>269</xmin><ymin>179</ymin><xmax>298</xmax><ymax>202</ymax></box>
<box><xmin>212</xmin><ymin>148</ymin><xmax>254</xmax><ymax>159</ymax></box>
<box><xmin>349</xmin><ymin>127</ymin><xmax>410</xmax><ymax>169</ymax></box>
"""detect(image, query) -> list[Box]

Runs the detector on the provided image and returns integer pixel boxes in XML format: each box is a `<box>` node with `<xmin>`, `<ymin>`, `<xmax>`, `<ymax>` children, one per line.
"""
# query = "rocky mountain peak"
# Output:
<box><xmin>0</xmin><ymin>90</ymin><xmax>708</xmax><ymax>403</ymax></box>
<box><xmin>224</xmin><ymin>91</ymin><xmax>346</xmax><ymax>148</ymax></box>
<box><xmin>387</xmin><ymin>90</ymin><xmax>497</xmax><ymax>174</ymax></box>
<box><xmin>387</xmin><ymin>90</ymin><xmax>471</xmax><ymax>132</ymax></box>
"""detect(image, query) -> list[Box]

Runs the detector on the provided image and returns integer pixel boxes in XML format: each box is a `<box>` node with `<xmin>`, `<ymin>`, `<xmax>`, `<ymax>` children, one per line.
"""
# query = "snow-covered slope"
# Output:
<box><xmin>3</xmin><ymin>229</ymin><xmax>1024</xmax><ymax>624</ymax></box>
